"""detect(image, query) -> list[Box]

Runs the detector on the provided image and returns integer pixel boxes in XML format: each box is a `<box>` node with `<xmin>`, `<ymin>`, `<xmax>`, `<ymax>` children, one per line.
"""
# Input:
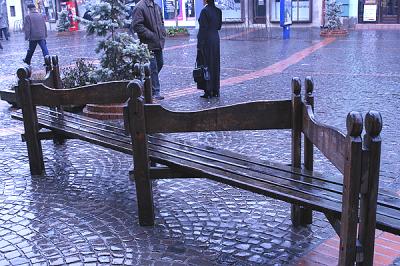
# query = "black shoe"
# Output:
<box><xmin>22</xmin><ymin>59</ymin><xmax>30</xmax><ymax>65</ymax></box>
<box><xmin>153</xmin><ymin>95</ymin><xmax>164</xmax><ymax>100</ymax></box>
<box><xmin>200</xmin><ymin>93</ymin><xmax>212</xmax><ymax>99</ymax></box>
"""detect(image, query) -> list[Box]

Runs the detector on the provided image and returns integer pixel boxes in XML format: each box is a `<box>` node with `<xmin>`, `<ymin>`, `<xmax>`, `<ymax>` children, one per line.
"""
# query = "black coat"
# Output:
<box><xmin>196</xmin><ymin>4</ymin><xmax>222</xmax><ymax>95</ymax></box>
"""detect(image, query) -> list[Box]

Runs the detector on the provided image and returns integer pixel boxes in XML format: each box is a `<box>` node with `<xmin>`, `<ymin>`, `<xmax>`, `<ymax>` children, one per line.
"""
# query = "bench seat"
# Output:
<box><xmin>12</xmin><ymin>107</ymin><xmax>133</xmax><ymax>154</ymax></box>
<box><xmin>13</xmin><ymin>106</ymin><xmax>400</xmax><ymax>237</ymax></box>
<box><xmin>148</xmin><ymin>136</ymin><xmax>400</xmax><ymax>236</ymax></box>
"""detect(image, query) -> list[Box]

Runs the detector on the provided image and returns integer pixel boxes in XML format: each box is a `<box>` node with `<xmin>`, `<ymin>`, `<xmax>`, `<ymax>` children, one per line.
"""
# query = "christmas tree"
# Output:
<box><xmin>57</xmin><ymin>10</ymin><xmax>71</xmax><ymax>32</ymax></box>
<box><xmin>80</xmin><ymin>0</ymin><xmax>151</xmax><ymax>81</ymax></box>
<box><xmin>325</xmin><ymin>0</ymin><xmax>343</xmax><ymax>30</ymax></box>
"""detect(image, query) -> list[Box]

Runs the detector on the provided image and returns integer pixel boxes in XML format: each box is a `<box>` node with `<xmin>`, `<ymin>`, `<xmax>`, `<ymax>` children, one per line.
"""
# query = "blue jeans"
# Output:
<box><xmin>0</xmin><ymin>27</ymin><xmax>8</xmax><ymax>40</ymax></box>
<box><xmin>149</xmin><ymin>49</ymin><xmax>163</xmax><ymax>96</ymax></box>
<box><xmin>24</xmin><ymin>39</ymin><xmax>49</xmax><ymax>65</ymax></box>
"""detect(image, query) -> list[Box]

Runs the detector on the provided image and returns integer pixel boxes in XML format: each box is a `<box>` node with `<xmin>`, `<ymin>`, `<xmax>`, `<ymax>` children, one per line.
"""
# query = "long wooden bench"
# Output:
<box><xmin>13</xmin><ymin>66</ymin><xmax>400</xmax><ymax>265</ymax></box>
<box><xmin>125</xmin><ymin>77</ymin><xmax>400</xmax><ymax>265</ymax></box>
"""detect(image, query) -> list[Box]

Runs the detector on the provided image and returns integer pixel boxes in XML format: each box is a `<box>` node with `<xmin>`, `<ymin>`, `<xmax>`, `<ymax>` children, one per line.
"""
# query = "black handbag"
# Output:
<box><xmin>193</xmin><ymin>65</ymin><xmax>210</xmax><ymax>83</ymax></box>
<box><xmin>193</xmin><ymin>49</ymin><xmax>210</xmax><ymax>83</ymax></box>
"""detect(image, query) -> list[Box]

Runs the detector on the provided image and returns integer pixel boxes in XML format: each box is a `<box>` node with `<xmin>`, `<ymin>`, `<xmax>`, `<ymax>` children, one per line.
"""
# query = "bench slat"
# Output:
<box><xmin>12</xmin><ymin>110</ymin><xmax>132</xmax><ymax>154</ymax></box>
<box><xmin>147</xmin><ymin>138</ymin><xmax>344</xmax><ymax>215</ymax></box>
<box><xmin>149</xmin><ymin>136</ymin><xmax>345</xmax><ymax>196</ymax></box>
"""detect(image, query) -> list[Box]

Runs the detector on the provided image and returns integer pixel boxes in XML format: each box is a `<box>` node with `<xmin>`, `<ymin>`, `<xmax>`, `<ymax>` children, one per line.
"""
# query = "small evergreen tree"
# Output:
<box><xmin>325</xmin><ymin>0</ymin><xmax>343</xmax><ymax>30</ymax></box>
<box><xmin>57</xmin><ymin>10</ymin><xmax>71</xmax><ymax>32</ymax></box>
<box><xmin>80</xmin><ymin>0</ymin><xmax>151</xmax><ymax>82</ymax></box>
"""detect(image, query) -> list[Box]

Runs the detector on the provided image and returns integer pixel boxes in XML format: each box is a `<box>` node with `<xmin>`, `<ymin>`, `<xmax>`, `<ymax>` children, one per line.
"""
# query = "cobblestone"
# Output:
<box><xmin>1</xmin><ymin>28</ymin><xmax>400</xmax><ymax>265</ymax></box>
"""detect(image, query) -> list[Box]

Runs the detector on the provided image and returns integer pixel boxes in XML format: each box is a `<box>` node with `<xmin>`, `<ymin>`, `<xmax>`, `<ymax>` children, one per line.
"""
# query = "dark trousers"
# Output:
<box><xmin>0</xmin><ymin>27</ymin><xmax>8</xmax><ymax>40</ymax></box>
<box><xmin>149</xmin><ymin>49</ymin><xmax>164</xmax><ymax>96</ymax></box>
<box><xmin>24</xmin><ymin>39</ymin><xmax>49</xmax><ymax>65</ymax></box>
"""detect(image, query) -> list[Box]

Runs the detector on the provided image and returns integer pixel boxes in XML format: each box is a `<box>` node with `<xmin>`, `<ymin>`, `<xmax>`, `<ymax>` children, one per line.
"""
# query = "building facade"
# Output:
<box><xmin>159</xmin><ymin>0</ymin><xmax>399</xmax><ymax>27</ymax></box>
<box><xmin>2</xmin><ymin>0</ymin><xmax>400</xmax><ymax>31</ymax></box>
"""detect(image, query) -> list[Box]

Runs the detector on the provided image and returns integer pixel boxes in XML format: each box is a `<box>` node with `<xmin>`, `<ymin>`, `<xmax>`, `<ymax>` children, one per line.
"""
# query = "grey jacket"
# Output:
<box><xmin>131</xmin><ymin>0</ymin><xmax>166</xmax><ymax>50</ymax></box>
<box><xmin>0</xmin><ymin>1</ymin><xmax>8</xmax><ymax>28</ymax></box>
<box><xmin>24</xmin><ymin>11</ymin><xmax>47</xmax><ymax>41</ymax></box>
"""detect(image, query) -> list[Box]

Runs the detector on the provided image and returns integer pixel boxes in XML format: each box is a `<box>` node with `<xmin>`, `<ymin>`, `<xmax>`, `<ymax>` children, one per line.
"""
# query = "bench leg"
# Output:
<box><xmin>291</xmin><ymin>205</ymin><xmax>312</xmax><ymax>226</ymax></box>
<box><xmin>132</xmin><ymin>172</ymin><xmax>155</xmax><ymax>226</ymax></box>
<box><xmin>26</xmin><ymin>136</ymin><xmax>45</xmax><ymax>175</ymax></box>
<box><xmin>52</xmin><ymin>134</ymin><xmax>66</xmax><ymax>145</ymax></box>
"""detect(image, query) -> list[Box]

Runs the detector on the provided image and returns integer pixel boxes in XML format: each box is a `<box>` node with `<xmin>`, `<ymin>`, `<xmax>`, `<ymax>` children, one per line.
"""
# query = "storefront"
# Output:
<box><xmin>162</xmin><ymin>0</ymin><xmax>196</xmax><ymax>26</ymax></box>
<box><xmin>254</xmin><ymin>0</ymin><xmax>312</xmax><ymax>23</ymax></box>
<box><xmin>162</xmin><ymin>0</ymin><xmax>243</xmax><ymax>27</ymax></box>
<box><xmin>359</xmin><ymin>0</ymin><xmax>399</xmax><ymax>23</ymax></box>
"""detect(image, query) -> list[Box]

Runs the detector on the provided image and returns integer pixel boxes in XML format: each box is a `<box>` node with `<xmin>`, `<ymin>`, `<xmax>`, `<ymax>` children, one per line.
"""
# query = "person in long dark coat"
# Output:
<box><xmin>196</xmin><ymin>0</ymin><xmax>222</xmax><ymax>98</ymax></box>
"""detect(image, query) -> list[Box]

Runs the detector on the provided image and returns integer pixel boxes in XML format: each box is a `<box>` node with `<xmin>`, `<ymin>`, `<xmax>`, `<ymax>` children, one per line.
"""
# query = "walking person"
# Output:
<box><xmin>23</xmin><ymin>3</ymin><xmax>49</xmax><ymax>65</ymax></box>
<box><xmin>196</xmin><ymin>0</ymin><xmax>222</xmax><ymax>98</ymax></box>
<box><xmin>0</xmin><ymin>0</ymin><xmax>9</xmax><ymax>41</ymax></box>
<box><xmin>131</xmin><ymin>0</ymin><xmax>167</xmax><ymax>100</ymax></box>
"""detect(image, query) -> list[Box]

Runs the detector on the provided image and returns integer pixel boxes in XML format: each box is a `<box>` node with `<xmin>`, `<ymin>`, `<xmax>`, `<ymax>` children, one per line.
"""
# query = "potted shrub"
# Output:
<box><xmin>320</xmin><ymin>0</ymin><xmax>348</xmax><ymax>37</ymax></box>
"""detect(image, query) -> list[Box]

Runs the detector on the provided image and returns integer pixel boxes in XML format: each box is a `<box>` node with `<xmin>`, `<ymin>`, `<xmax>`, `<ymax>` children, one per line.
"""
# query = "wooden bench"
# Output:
<box><xmin>125</xmin><ymin>77</ymin><xmax>400</xmax><ymax>265</ymax></box>
<box><xmin>13</xmin><ymin>65</ymin><xmax>400</xmax><ymax>265</ymax></box>
<box><xmin>12</xmin><ymin>61</ymin><xmax>165</xmax><ymax>175</ymax></box>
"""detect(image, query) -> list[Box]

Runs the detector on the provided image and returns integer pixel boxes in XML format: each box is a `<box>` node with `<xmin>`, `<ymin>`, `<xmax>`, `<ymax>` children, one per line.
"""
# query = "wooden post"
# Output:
<box><xmin>50</xmin><ymin>55</ymin><xmax>65</xmax><ymax>144</ymax></box>
<box><xmin>339</xmin><ymin>111</ymin><xmax>363</xmax><ymax>266</ymax></box>
<box><xmin>143</xmin><ymin>63</ymin><xmax>153</xmax><ymax>104</ymax></box>
<box><xmin>357</xmin><ymin>111</ymin><xmax>382</xmax><ymax>266</ymax></box>
<box><xmin>51</xmin><ymin>55</ymin><xmax>63</xmax><ymax>90</ymax></box>
<box><xmin>299</xmin><ymin>76</ymin><xmax>315</xmax><ymax>225</ymax></box>
<box><xmin>16</xmin><ymin>67</ymin><xmax>45</xmax><ymax>175</ymax></box>
<box><xmin>127</xmin><ymin>80</ymin><xmax>155</xmax><ymax>226</ymax></box>
<box><xmin>290</xmin><ymin>77</ymin><xmax>306</xmax><ymax>226</ymax></box>
<box><xmin>44</xmin><ymin>55</ymin><xmax>52</xmax><ymax>73</ymax></box>
<box><xmin>304</xmin><ymin>76</ymin><xmax>314</xmax><ymax>172</ymax></box>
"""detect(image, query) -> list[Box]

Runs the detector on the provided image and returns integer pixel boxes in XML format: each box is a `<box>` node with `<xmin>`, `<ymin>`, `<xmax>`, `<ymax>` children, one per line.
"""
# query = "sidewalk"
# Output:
<box><xmin>1</xmin><ymin>27</ymin><xmax>400</xmax><ymax>265</ymax></box>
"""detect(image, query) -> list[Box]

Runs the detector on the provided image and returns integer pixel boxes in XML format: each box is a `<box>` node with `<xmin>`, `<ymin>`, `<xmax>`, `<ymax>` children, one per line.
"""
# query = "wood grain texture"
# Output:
<box><xmin>358</xmin><ymin>111</ymin><xmax>383</xmax><ymax>265</ymax></box>
<box><xmin>128</xmin><ymin>80</ymin><xmax>155</xmax><ymax>226</ymax></box>
<box><xmin>338</xmin><ymin>112</ymin><xmax>363</xmax><ymax>266</ymax></box>
<box><xmin>30</xmin><ymin>81</ymin><xmax>131</xmax><ymax>106</ymax></box>
<box><xmin>302</xmin><ymin>104</ymin><xmax>346</xmax><ymax>174</ymax></box>
<box><xmin>144</xmin><ymin>100</ymin><xmax>292</xmax><ymax>133</ymax></box>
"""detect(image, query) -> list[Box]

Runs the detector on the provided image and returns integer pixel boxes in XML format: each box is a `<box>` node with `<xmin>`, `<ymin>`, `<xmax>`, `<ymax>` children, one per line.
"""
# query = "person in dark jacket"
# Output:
<box><xmin>196</xmin><ymin>0</ymin><xmax>222</xmax><ymax>98</ymax></box>
<box><xmin>131</xmin><ymin>0</ymin><xmax>167</xmax><ymax>100</ymax></box>
<box><xmin>23</xmin><ymin>4</ymin><xmax>49</xmax><ymax>65</ymax></box>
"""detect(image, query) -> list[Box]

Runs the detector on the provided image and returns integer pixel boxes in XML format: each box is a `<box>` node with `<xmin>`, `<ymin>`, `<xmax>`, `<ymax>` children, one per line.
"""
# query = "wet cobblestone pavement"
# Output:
<box><xmin>1</xmin><ymin>28</ymin><xmax>400</xmax><ymax>265</ymax></box>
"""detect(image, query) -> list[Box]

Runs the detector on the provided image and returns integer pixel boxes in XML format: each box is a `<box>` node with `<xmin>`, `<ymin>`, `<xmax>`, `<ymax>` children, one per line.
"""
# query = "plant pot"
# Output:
<box><xmin>167</xmin><ymin>32</ymin><xmax>190</xmax><ymax>38</ymax></box>
<box><xmin>56</xmin><ymin>31</ymin><xmax>72</xmax><ymax>36</ymax></box>
<box><xmin>320</xmin><ymin>29</ymin><xmax>348</xmax><ymax>37</ymax></box>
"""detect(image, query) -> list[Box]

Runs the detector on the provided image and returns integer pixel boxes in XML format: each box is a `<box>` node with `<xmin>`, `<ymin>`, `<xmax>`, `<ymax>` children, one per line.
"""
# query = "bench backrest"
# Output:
<box><xmin>16</xmin><ymin>62</ymin><xmax>153</xmax><ymax>108</ymax></box>
<box><xmin>127</xmin><ymin>77</ymin><xmax>382</xmax><ymax>265</ymax></box>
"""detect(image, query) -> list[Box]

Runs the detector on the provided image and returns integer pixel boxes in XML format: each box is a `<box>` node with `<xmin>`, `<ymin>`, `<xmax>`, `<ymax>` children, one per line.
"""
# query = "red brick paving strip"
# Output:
<box><xmin>298</xmin><ymin>192</ymin><xmax>400</xmax><ymax>265</ymax></box>
<box><xmin>165</xmin><ymin>37</ymin><xmax>336</xmax><ymax>100</ymax></box>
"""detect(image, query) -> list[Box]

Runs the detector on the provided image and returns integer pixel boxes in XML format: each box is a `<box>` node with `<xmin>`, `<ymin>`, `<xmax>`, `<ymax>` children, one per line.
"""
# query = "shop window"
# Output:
<box><xmin>255</xmin><ymin>0</ymin><xmax>312</xmax><ymax>23</ymax></box>
<box><xmin>163</xmin><ymin>0</ymin><xmax>195</xmax><ymax>22</ymax></box>
<box><xmin>215</xmin><ymin>0</ymin><xmax>242</xmax><ymax>21</ymax></box>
